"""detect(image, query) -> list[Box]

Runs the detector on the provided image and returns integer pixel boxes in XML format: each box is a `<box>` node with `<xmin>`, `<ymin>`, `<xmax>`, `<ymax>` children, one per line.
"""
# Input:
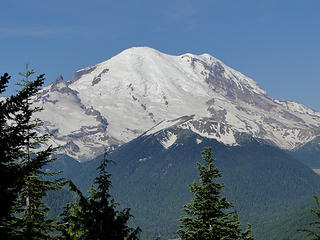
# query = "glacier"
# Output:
<box><xmin>33</xmin><ymin>47</ymin><xmax>320</xmax><ymax>161</ymax></box>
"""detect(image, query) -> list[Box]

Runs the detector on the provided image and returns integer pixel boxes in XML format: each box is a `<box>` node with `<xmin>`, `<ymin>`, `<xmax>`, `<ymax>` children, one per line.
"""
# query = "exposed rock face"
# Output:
<box><xmin>34</xmin><ymin>76</ymin><xmax>119</xmax><ymax>162</ymax></box>
<box><xmin>34</xmin><ymin>47</ymin><xmax>320</xmax><ymax>161</ymax></box>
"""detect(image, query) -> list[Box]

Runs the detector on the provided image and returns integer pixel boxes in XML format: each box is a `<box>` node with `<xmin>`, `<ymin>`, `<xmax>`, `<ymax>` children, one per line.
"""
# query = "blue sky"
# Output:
<box><xmin>1</xmin><ymin>0</ymin><xmax>319</xmax><ymax>110</ymax></box>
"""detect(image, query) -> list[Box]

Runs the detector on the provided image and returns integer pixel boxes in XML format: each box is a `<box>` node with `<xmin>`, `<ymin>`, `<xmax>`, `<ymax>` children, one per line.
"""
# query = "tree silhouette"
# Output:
<box><xmin>177</xmin><ymin>146</ymin><xmax>254</xmax><ymax>240</ymax></box>
<box><xmin>59</xmin><ymin>151</ymin><xmax>141</xmax><ymax>240</ymax></box>
<box><xmin>0</xmin><ymin>68</ymin><xmax>65</xmax><ymax>239</ymax></box>
<box><xmin>297</xmin><ymin>196</ymin><xmax>320</xmax><ymax>240</ymax></box>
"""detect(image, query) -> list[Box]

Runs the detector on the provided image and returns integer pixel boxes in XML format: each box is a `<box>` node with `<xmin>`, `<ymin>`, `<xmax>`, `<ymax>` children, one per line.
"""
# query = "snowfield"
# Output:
<box><xmin>33</xmin><ymin>47</ymin><xmax>320</xmax><ymax>161</ymax></box>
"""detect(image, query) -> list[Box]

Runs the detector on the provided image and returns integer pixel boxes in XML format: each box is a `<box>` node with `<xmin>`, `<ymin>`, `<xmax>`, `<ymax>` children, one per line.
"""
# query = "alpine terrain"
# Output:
<box><xmin>34</xmin><ymin>47</ymin><xmax>320</xmax><ymax>162</ymax></box>
<box><xmin>34</xmin><ymin>47</ymin><xmax>320</xmax><ymax>240</ymax></box>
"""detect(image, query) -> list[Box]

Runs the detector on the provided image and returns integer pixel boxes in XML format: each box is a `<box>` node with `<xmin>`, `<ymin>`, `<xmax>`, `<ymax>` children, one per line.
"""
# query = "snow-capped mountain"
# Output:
<box><xmin>34</xmin><ymin>47</ymin><xmax>320</xmax><ymax>161</ymax></box>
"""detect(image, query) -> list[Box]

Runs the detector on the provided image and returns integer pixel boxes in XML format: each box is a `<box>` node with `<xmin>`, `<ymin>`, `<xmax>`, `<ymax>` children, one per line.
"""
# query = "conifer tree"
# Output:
<box><xmin>177</xmin><ymin>146</ymin><xmax>254</xmax><ymax>240</ymax></box>
<box><xmin>13</xmin><ymin>66</ymin><xmax>65</xmax><ymax>240</ymax></box>
<box><xmin>59</xmin><ymin>152</ymin><xmax>141</xmax><ymax>240</ymax></box>
<box><xmin>297</xmin><ymin>195</ymin><xmax>320</xmax><ymax>240</ymax></box>
<box><xmin>0</xmin><ymin>67</ymin><xmax>65</xmax><ymax>239</ymax></box>
<box><xmin>0</xmin><ymin>72</ymin><xmax>24</xmax><ymax>239</ymax></box>
<box><xmin>242</xmin><ymin>223</ymin><xmax>255</xmax><ymax>240</ymax></box>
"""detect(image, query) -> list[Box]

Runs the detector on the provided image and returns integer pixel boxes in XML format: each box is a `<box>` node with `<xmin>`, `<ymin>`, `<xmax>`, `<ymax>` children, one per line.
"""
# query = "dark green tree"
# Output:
<box><xmin>59</xmin><ymin>152</ymin><xmax>141</xmax><ymax>240</ymax></box>
<box><xmin>177</xmin><ymin>146</ymin><xmax>254</xmax><ymax>240</ymax></box>
<box><xmin>297</xmin><ymin>196</ymin><xmax>320</xmax><ymax>239</ymax></box>
<box><xmin>0</xmin><ymin>72</ymin><xmax>25</xmax><ymax>239</ymax></box>
<box><xmin>14</xmin><ymin>66</ymin><xmax>65</xmax><ymax>240</ymax></box>
<box><xmin>0</xmin><ymin>67</ymin><xmax>65</xmax><ymax>239</ymax></box>
<box><xmin>242</xmin><ymin>223</ymin><xmax>255</xmax><ymax>240</ymax></box>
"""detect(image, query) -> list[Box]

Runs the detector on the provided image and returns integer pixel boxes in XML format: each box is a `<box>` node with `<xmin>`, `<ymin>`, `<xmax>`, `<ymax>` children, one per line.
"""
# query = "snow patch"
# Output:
<box><xmin>138</xmin><ymin>156</ymin><xmax>150</xmax><ymax>162</ymax></box>
<box><xmin>312</xmin><ymin>169</ymin><xmax>320</xmax><ymax>175</ymax></box>
<box><xmin>33</xmin><ymin>46</ymin><xmax>320</xmax><ymax>161</ymax></box>
<box><xmin>160</xmin><ymin>132</ymin><xmax>177</xmax><ymax>149</ymax></box>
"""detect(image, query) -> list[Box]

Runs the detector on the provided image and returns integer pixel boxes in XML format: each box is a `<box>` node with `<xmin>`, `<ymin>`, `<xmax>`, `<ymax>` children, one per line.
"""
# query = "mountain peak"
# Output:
<box><xmin>52</xmin><ymin>74</ymin><xmax>64</xmax><ymax>84</ymax></box>
<box><xmin>50</xmin><ymin>75</ymin><xmax>67</xmax><ymax>90</ymax></box>
<box><xmin>119</xmin><ymin>46</ymin><xmax>162</xmax><ymax>55</ymax></box>
<box><xmin>50</xmin><ymin>74</ymin><xmax>79</xmax><ymax>96</ymax></box>
<box><xmin>34</xmin><ymin>47</ymin><xmax>320</xmax><ymax>161</ymax></box>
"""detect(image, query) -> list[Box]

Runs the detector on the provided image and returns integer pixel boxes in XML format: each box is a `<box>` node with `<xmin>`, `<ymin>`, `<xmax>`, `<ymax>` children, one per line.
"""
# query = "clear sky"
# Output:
<box><xmin>1</xmin><ymin>0</ymin><xmax>319</xmax><ymax>110</ymax></box>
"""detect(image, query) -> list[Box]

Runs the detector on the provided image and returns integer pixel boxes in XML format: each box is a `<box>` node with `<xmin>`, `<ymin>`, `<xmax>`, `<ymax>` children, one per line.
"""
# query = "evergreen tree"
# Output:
<box><xmin>242</xmin><ymin>223</ymin><xmax>255</xmax><ymax>240</ymax></box>
<box><xmin>297</xmin><ymin>196</ymin><xmax>320</xmax><ymax>239</ymax></box>
<box><xmin>0</xmin><ymin>67</ymin><xmax>65</xmax><ymax>239</ymax></box>
<box><xmin>58</xmin><ymin>182</ymin><xmax>86</xmax><ymax>240</ymax></box>
<box><xmin>0</xmin><ymin>72</ymin><xmax>24</xmax><ymax>239</ymax></box>
<box><xmin>14</xmin><ymin>66</ymin><xmax>65</xmax><ymax>240</ymax></box>
<box><xmin>59</xmin><ymin>152</ymin><xmax>141</xmax><ymax>240</ymax></box>
<box><xmin>177</xmin><ymin>146</ymin><xmax>254</xmax><ymax>240</ymax></box>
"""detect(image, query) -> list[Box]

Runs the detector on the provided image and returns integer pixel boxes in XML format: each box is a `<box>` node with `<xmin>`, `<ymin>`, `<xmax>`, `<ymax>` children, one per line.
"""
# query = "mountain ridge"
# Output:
<box><xmin>50</xmin><ymin>128</ymin><xmax>320</xmax><ymax>240</ymax></box>
<box><xmin>33</xmin><ymin>46</ymin><xmax>320</xmax><ymax>161</ymax></box>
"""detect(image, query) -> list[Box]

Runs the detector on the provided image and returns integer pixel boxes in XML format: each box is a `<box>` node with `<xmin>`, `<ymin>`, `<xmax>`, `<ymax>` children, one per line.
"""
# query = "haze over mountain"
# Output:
<box><xmin>33</xmin><ymin>47</ymin><xmax>320</xmax><ymax>162</ymax></box>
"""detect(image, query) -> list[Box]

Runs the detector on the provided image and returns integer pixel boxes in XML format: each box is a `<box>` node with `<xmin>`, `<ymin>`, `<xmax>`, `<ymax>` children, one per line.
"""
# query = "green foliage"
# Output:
<box><xmin>177</xmin><ymin>146</ymin><xmax>254</xmax><ymax>240</ymax></box>
<box><xmin>242</xmin><ymin>223</ymin><xmax>255</xmax><ymax>240</ymax></box>
<box><xmin>290</xmin><ymin>136</ymin><xmax>320</xmax><ymax>169</ymax></box>
<box><xmin>0</xmin><ymin>72</ymin><xmax>22</xmax><ymax>239</ymax></box>
<box><xmin>297</xmin><ymin>196</ymin><xmax>320</xmax><ymax>239</ymax></box>
<box><xmin>0</xmin><ymin>68</ymin><xmax>65</xmax><ymax>239</ymax></box>
<box><xmin>59</xmin><ymin>152</ymin><xmax>141</xmax><ymax>240</ymax></box>
<box><xmin>49</xmin><ymin>130</ymin><xmax>320</xmax><ymax>240</ymax></box>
